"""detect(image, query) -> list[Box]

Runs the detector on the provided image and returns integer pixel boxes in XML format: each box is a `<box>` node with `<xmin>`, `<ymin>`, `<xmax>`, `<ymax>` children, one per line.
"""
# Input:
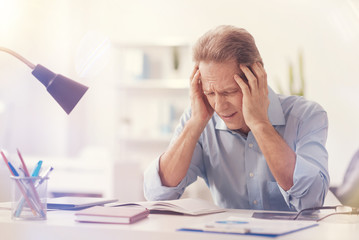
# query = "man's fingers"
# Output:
<box><xmin>240</xmin><ymin>64</ymin><xmax>257</xmax><ymax>93</ymax></box>
<box><xmin>190</xmin><ymin>65</ymin><xmax>199</xmax><ymax>83</ymax></box>
<box><xmin>250</xmin><ymin>62</ymin><xmax>261</xmax><ymax>89</ymax></box>
<box><xmin>190</xmin><ymin>69</ymin><xmax>201</xmax><ymax>94</ymax></box>
<box><xmin>251</xmin><ymin>62</ymin><xmax>267</xmax><ymax>91</ymax></box>
<box><xmin>234</xmin><ymin>74</ymin><xmax>250</xmax><ymax>96</ymax></box>
<box><xmin>258</xmin><ymin>62</ymin><xmax>268</xmax><ymax>95</ymax></box>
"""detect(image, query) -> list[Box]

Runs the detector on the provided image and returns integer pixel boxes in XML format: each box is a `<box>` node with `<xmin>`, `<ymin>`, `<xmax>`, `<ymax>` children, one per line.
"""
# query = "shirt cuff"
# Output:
<box><xmin>143</xmin><ymin>156</ymin><xmax>187</xmax><ymax>201</ymax></box>
<box><xmin>278</xmin><ymin>155</ymin><xmax>328</xmax><ymax>210</ymax></box>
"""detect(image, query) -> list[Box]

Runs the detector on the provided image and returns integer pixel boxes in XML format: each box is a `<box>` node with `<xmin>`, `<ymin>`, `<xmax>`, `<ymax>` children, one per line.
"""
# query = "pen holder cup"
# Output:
<box><xmin>10</xmin><ymin>176</ymin><xmax>48</xmax><ymax>220</ymax></box>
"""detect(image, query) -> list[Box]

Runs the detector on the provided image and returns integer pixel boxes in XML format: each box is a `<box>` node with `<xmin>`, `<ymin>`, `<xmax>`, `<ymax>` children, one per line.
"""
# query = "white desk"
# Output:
<box><xmin>1</xmin><ymin>208</ymin><xmax>359</xmax><ymax>240</ymax></box>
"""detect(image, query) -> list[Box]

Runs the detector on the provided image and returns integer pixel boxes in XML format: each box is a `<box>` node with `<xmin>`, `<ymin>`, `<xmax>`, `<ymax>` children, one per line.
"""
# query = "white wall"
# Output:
<box><xmin>1</xmin><ymin>0</ymin><xmax>358</xmax><ymax>194</ymax></box>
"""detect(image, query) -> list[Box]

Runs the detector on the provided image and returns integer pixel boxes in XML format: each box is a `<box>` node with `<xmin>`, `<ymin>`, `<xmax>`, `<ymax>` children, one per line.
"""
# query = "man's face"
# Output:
<box><xmin>199</xmin><ymin>60</ymin><xmax>249</xmax><ymax>132</ymax></box>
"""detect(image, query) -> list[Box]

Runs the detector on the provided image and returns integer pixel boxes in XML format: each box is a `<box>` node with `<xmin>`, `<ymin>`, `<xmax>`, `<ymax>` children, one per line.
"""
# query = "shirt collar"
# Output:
<box><xmin>215</xmin><ymin>86</ymin><xmax>285</xmax><ymax>130</ymax></box>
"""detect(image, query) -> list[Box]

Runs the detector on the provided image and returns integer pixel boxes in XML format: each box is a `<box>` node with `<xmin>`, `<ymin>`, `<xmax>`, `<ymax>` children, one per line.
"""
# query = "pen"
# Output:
<box><xmin>17</xmin><ymin>149</ymin><xmax>30</xmax><ymax>177</ymax></box>
<box><xmin>16</xmin><ymin>149</ymin><xmax>46</xmax><ymax>217</ymax></box>
<box><xmin>38</xmin><ymin>167</ymin><xmax>54</xmax><ymax>185</ymax></box>
<box><xmin>18</xmin><ymin>167</ymin><xmax>26</xmax><ymax>176</ymax></box>
<box><xmin>1</xmin><ymin>151</ymin><xmax>38</xmax><ymax>216</ymax></box>
<box><xmin>15</xmin><ymin>162</ymin><xmax>48</xmax><ymax>217</ymax></box>
<box><xmin>204</xmin><ymin>224</ymin><xmax>250</xmax><ymax>234</ymax></box>
<box><xmin>31</xmin><ymin>160</ymin><xmax>43</xmax><ymax>177</ymax></box>
<box><xmin>8</xmin><ymin>162</ymin><xmax>20</xmax><ymax>176</ymax></box>
<box><xmin>215</xmin><ymin>220</ymin><xmax>249</xmax><ymax>224</ymax></box>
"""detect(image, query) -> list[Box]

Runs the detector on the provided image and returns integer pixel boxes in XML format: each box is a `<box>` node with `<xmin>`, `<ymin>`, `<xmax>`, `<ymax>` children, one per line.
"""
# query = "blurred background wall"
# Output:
<box><xmin>0</xmin><ymin>0</ymin><xmax>359</xmax><ymax>201</ymax></box>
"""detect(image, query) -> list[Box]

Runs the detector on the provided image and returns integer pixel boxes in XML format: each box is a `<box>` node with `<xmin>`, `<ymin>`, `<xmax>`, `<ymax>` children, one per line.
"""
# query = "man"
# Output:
<box><xmin>143</xmin><ymin>25</ymin><xmax>329</xmax><ymax>211</ymax></box>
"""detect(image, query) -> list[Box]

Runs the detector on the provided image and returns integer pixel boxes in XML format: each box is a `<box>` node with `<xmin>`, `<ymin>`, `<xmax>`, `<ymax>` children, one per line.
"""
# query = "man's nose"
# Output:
<box><xmin>214</xmin><ymin>94</ymin><xmax>229</xmax><ymax>112</ymax></box>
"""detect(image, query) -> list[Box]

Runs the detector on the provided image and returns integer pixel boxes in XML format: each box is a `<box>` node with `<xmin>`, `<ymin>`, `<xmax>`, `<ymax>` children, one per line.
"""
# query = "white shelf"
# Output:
<box><xmin>113</xmin><ymin>38</ymin><xmax>191</xmax><ymax>48</ymax></box>
<box><xmin>118</xmin><ymin>79</ymin><xmax>189</xmax><ymax>90</ymax></box>
<box><xmin>118</xmin><ymin>134</ymin><xmax>172</xmax><ymax>145</ymax></box>
<box><xmin>118</xmin><ymin>79</ymin><xmax>190</xmax><ymax>98</ymax></box>
<box><xmin>114</xmin><ymin>39</ymin><xmax>190</xmax><ymax>152</ymax></box>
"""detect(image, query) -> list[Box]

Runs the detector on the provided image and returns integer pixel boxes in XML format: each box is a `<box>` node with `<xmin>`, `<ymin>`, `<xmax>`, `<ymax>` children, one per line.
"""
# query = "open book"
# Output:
<box><xmin>111</xmin><ymin>198</ymin><xmax>226</xmax><ymax>216</ymax></box>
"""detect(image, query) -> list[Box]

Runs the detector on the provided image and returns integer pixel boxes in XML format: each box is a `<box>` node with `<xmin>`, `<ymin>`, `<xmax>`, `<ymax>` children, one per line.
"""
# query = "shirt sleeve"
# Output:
<box><xmin>143</xmin><ymin>107</ymin><xmax>206</xmax><ymax>201</ymax></box>
<box><xmin>279</xmin><ymin>110</ymin><xmax>330</xmax><ymax>211</ymax></box>
<box><xmin>143</xmin><ymin>155</ymin><xmax>189</xmax><ymax>200</ymax></box>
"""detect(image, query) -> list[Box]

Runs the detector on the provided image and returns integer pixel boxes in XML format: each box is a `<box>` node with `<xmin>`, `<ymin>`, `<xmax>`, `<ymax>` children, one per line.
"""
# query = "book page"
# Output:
<box><xmin>111</xmin><ymin>198</ymin><xmax>225</xmax><ymax>215</ymax></box>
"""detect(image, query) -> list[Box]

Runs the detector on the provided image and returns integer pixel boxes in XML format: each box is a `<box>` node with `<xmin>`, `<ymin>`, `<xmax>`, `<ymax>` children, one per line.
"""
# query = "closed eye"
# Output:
<box><xmin>222</xmin><ymin>89</ymin><xmax>240</xmax><ymax>96</ymax></box>
<box><xmin>204</xmin><ymin>88</ymin><xmax>240</xmax><ymax>97</ymax></box>
<box><xmin>204</xmin><ymin>92</ymin><xmax>215</xmax><ymax>96</ymax></box>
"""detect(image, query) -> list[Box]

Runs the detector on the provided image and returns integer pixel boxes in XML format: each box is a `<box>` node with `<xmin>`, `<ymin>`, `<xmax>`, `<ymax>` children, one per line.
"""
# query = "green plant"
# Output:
<box><xmin>276</xmin><ymin>50</ymin><xmax>305</xmax><ymax>96</ymax></box>
<box><xmin>172</xmin><ymin>46</ymin><xmax>180</xmax><ymax>71</ymax></box>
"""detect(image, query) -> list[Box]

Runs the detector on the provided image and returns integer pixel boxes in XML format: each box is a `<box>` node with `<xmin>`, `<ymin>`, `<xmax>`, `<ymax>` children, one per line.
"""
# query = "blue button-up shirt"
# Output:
<box><xmin>144</xmin><ymin>87</ymin><xmax>329</xmax><ymax>211</ymax></box>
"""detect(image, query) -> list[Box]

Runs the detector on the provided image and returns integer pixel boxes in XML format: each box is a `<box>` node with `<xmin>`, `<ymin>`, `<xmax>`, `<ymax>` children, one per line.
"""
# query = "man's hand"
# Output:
<box><xmin>235</xmin><ymin>62</ymin><xmax>296</xmax><ymax>190</ymax></box>
<box><xmin>234</xmin><ymin>62</ymin><xmax>270</xmax><ymax>131</ymax></box>
<box><xmin>158</xmin><ymin>66</ymin><xmax>214</xmax><ymax>187</ymax></box>
<box><xmin>189</xmin><ymin>65</ymin><xmax>214</xmax><ymax>129</ymax></box>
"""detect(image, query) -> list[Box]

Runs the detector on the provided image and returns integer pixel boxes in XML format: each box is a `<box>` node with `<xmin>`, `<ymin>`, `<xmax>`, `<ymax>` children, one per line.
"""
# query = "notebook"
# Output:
<box><xmin>47</xmin><ymin>197</ymin><xmax>118</xmax><ymax>210</ymax></box>
<box><xmin>75</xmin><ymin>206</ymin><xmax>150</xmax><ymax>224</ymax></box>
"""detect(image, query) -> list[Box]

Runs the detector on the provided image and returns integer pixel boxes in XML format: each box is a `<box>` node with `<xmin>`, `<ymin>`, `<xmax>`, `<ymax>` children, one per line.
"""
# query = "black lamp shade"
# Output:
<box><xmin>32</xmin><ymin>64</ymin><xmax>89</xmax><ymax>114</ymax></box>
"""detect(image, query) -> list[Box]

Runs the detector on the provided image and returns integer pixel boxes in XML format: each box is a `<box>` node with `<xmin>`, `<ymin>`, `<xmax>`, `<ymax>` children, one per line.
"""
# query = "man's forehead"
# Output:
<box><xmin>200</xmin><ymin>61</ymin><xmax>242</xmax><ymax>76</ymax></box>
<box><xmin>202</xmin><ymin>79</ymin><xmax>239</xmax><ymax>91</ymax></box>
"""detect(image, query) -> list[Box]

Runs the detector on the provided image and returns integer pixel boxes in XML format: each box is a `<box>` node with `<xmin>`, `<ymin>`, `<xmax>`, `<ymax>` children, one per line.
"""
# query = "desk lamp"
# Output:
<box><xmin>0</xmin><ymin>47</ymin><xmax>88</xmax><ymax>114</ymax></box>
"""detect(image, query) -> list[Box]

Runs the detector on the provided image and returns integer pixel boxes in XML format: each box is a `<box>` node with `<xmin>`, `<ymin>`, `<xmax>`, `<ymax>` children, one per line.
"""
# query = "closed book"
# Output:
<box><xmin>75</xmin><ymin>206</ymin><xmax>150</xmax><ymax>224</ymax></box>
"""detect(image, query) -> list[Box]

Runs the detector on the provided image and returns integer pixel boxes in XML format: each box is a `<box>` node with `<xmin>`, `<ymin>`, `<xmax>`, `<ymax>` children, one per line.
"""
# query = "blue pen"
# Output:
<box><xmin>31</xmin><ymin>160</ymin><xmax>43</xmax><ymax>177</ymax></box>
<box><xmin>9</xmin><ymin>162</ymin><xmax>41</xmax><ymax>217</ymax></box>
<box><xmin>1</xmin><ymin>151</ymin><xmax>38</xmax><ymax>216</ymax></box>
<box><xmin>8</xmin><ymin>162</ymin><xmax>20</xmax><ymax>176</ymax></box>
<box><xmin>15</xmin><ymin>160</ymin><xmax>45</xmax><ymax>217</ymax></box>
<box><xmin>15</xmin><ymin>166</ymin><xmax>53</xmax><ymax>217</ymax></box>
<box><xmin>215</xmin><ymin>220</ymin><xmax>249</xmax><ymax>224</ymax></box>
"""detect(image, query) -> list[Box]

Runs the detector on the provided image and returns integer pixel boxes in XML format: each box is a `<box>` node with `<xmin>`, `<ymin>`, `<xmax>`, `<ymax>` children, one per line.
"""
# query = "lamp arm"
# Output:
<box><xmin>0</xmin><ymin>47</ymin><xmax>36</xmax><ymax>69</ymax></box>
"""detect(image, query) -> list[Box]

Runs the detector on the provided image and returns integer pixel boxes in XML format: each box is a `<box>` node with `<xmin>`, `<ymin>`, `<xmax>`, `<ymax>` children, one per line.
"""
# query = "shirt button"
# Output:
<box><xmin>248</xmin><ymin>143</ymin><xmax>253</xmax><ymax>148</ymax></box>
<box><xmin>253</xmin><ymin>200</ymin><xmax>258</xmax><ymax>205</ymax></box>
<box><xmin>249</xmin><ymin>172</ymin><xmax>254</xmax><ymax>178</ymax></box>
